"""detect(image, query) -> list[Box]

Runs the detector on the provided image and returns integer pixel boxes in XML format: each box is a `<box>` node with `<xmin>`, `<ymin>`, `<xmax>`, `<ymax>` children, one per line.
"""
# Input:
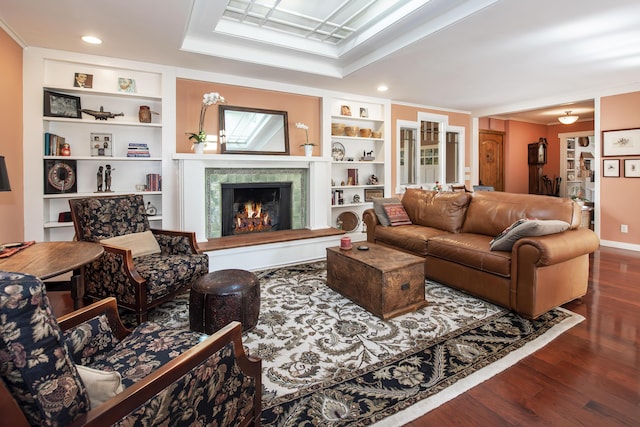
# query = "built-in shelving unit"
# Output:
<box><xmin>24</xmin><ymin>51</ymin><xmax>166</xmax><ymax>242</ymax></box>
<box><xmin>326</xmin><ymin>97</ymin><xmax>390</xmax><ymax>238</ymax></box>
<box><xmin>559</xmin><ymin>131</ymin><xmax>595</xmax><ymax>200</ymax></box>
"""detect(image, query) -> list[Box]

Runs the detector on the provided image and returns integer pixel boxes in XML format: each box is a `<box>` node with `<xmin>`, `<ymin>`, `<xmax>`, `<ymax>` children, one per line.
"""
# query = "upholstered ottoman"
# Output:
<box><xmin>189</xmin><ymin>269</ymin><xmax>260</xmax><ymax>334</ymax></box>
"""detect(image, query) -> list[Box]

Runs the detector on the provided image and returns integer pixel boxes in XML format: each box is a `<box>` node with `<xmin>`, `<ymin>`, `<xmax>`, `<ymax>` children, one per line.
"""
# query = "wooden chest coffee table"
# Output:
<box><xmin>326</xmin><ymin>243</ymin><xmax>427</xmax><ymax>319</ymax></box>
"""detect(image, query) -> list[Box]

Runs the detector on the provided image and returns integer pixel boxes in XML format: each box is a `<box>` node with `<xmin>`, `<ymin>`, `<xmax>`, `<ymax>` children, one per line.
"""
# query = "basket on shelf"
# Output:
<box><xmin>345</xmin><ymin>126</ymin><xmax>359</xmax><ymax>136</ymax></box>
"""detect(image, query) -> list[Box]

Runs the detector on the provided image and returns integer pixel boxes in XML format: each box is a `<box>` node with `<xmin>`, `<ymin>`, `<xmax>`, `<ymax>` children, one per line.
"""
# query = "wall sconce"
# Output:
<box><xmin>0</xmin><ymin>156</ymin><xmax>11</xmax><ymax>192</ymax></box>
<box><xmin>558</xmin><ymin>110</ymin><xmax>579</xmax><ymax>125</ymax></box>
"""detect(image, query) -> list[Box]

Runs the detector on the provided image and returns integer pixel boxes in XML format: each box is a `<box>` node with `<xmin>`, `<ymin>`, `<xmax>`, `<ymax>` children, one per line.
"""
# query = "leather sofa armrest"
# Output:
<box><xmin>363</xmin><ymin>209</ymin><xmax>379</xmax><ymax>243</ymax></box>
<box><xmin>512</xmin><ymin>228</ymin><xmax>600</xmax><ymax>266</ymax></box>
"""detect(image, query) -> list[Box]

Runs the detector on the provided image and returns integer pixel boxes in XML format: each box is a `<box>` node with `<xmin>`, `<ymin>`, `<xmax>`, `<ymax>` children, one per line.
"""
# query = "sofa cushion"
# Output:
<box><xmin>490</xmin><ymin>219</ymin><xmax>570</xmax><ymax>251</ymax></box>
<box><xmin>428</xmin><ymin>233</ymin><xmax>512</xmax><ymax>277</ymax></box>
<box><xmin>401</xmin><ymin>188</ymin><xmax>472</xmax><ymax>233</ymax></box>
<box><xmin>375</xmin><ymin>225</ymin><xmax>449</xmax><ymax>256</ymax></box>
<box><xmin>462</xmin><ymin>191</ymin><xmax>579</xmax><ymax>236</ymax></box>
<box><xmin>372</xmin><ymin>197</ymin><xmax>401</xmax><ymax>226</ymax></box>
<box><xmin>383</xmin><ymin>203</ymin><xmax>412</xmax><ymax>226</ymax></box>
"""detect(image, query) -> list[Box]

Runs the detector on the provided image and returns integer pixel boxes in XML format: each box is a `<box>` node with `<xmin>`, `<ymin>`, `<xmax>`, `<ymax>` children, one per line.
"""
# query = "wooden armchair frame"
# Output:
<box><xmin>1</xmin><ymin>298</ymin><xmax>262</xmax><ymax>426</ymax></box>
<box><xmin>69</xmin><ymin>195</ymin><xmax>209</xmax><ymax>323</ymax></box>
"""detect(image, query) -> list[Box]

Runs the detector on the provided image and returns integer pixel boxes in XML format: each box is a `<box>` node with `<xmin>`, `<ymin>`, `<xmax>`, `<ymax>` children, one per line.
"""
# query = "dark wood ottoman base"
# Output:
<box><xmin>189</xmin><ymin>269</ymin><xmax>260</xmax><ymax>334</ymax></box>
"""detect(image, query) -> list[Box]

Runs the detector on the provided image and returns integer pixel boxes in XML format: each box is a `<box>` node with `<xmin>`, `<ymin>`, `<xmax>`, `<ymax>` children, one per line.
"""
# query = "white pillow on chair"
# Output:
<box><xmin>76</xmin><ymin>365</ymin><xmax>124</xmax><ymax>408</ymax></box>
<box><xmin>101</xmin><ymin>230</ymin><xmax>161</xmax><ymax>258</ymax></box>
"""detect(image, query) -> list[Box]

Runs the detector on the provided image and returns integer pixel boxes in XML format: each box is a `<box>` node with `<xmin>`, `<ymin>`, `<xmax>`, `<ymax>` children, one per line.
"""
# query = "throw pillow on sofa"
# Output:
<box><xmin>382</xmin><ymin>203</ymin><xmax>413</xmax><ymax>226</ymax></box>
<box><xmin>372</xmin><ymin>197</ymin><xmax>402</xmax><ymax>226</ymax></box>
<box><xmin>490</xmin><ymin>219</ymin><xmax>570</xmax><ymax>251</ymax></box>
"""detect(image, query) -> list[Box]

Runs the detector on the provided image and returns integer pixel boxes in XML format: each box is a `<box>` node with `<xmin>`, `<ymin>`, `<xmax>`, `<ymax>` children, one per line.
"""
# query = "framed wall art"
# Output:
<box><xmin>364</xmin><ymin>188</ymin><xmax>384</xmax><ymax>202</ymax></box>
<box><xmin>602</xmin><ymin>128</ymin><xmax>640</xmax><ymax>156</ymax></box>
<box><xmin>44</xmin><ymin>159</ymin><xmax>77</xmax><ymax>194</ymax></box>
<box><xmin>43</xmin><ymin>90</ymin><xmax>81</xmax><ymax>119</ymax></box>
<box><xmin>90</xmin><ymin>133</ymin><xmax>113</xmax><ymax>157</ymax></box>
<box><xmin>602</xmin><ymin>159</ymin><xmax>620</xmax><ymax>177</ymax></box>
<box><xmin>73</xmin><ymin>72</ymin><xmax>93</xmax><ymax>88</ymax></box>
<box><xmin>624</xmin><ymin>159</ymin><xmax>640</xmax><ymax>178</ymax></box>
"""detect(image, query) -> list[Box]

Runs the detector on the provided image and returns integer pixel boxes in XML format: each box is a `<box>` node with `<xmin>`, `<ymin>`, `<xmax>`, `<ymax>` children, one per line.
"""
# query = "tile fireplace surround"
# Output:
<box><xmin>174</xmin><ymin>154</ymin><xmax>334</xmax><ymax>270</ymax></box>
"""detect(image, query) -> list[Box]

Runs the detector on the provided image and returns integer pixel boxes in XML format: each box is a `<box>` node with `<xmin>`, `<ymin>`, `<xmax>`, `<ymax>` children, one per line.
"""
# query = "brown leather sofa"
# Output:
<box><xmin>363</xmin><ymin>189</ymin><xmax>600</xmax><ymax>319</ymax></box>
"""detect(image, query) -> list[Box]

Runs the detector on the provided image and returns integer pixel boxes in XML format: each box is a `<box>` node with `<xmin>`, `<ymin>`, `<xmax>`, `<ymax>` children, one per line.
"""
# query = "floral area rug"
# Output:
<box><xmin>140</xmin><ymin>261</ymin><xmax>583</xmax><ymax>426</ymax></box>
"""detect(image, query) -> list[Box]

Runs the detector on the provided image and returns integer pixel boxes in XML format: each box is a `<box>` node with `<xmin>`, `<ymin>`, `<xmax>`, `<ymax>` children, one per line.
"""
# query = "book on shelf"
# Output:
<box><xmin>44</xmin><ymin>133</ymin><xmax>66</xmax><ymax>156</ymax></box>
<box><xmin>127</xmin><ymin>142</ymin><xmax>150</xmax><ymax>157</ymax></box>
<box><xmin>146</xmin><ymin>173</ymin><xmax>161</xmax><ymax>191</ymax></box>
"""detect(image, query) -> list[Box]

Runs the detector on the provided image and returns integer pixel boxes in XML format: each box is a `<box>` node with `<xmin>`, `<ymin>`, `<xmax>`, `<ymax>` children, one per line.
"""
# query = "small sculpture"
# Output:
<box><xmin>367</xmin><ymin>174</ymin><xmax>378</xmax><ymax>185</ymax></box>
<box><xmin>105</xmin><ymin>164</ymin><xmax>113</xmax><ymax>192</ymax></box>
<box><xmin>96</xmin><ymin>166</ymin><xmax>103</xmax><ymax>192</ymax></box>
<box><xmin>81</xmin><ymin>106</ymin><xmax>125</xmax><ymax>120</ymax></box>
<box><xmin>352</xmin><ymin>194</ymin><xmax>361</xmax><ymax>203</ymax></box>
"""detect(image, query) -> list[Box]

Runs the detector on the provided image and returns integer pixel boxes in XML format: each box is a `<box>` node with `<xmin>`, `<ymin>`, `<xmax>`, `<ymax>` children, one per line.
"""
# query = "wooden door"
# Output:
<box><xmin>479</xmin><ymin>130</ymin><xmax>504</xmax><ymax>191</ymax></box>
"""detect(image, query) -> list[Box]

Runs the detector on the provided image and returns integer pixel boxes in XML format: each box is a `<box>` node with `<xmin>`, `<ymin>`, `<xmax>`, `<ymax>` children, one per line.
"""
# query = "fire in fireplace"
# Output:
<box><xmin>221</xmin><ymin>182</ymin><xmax>292</xmax><ymax>236</ymax></box>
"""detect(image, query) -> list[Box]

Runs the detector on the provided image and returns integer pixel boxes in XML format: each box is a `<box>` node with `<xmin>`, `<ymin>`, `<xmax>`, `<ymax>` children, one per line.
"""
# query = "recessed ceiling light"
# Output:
<box><xmin>81</xmin><ymin>36</ymin><xmax>102</xmax><ymax>45</ymax></box>
<box><xmin>377</xmin><ymin>85</ymin><xmax>388</xmax><ymax>92</ymax></box>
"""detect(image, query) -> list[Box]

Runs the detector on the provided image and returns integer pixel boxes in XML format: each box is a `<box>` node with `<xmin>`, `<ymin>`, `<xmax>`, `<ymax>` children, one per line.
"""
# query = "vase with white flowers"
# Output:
<box><xmin>296</xmin><ymin>122</ymin><xmax>315</xmax><ymax>156</ymax></box>
<box><xmin>187</xmin><ymin>92</ymin><xmax>225</xmax><ymax>153</ymax></box>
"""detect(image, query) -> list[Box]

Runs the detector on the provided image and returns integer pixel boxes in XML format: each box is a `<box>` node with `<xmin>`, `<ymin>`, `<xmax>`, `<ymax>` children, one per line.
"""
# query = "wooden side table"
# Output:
<box><xmin>0</xmin><ymin>241</ymin><xmax>104</xmax><ymax>309</ymax></box>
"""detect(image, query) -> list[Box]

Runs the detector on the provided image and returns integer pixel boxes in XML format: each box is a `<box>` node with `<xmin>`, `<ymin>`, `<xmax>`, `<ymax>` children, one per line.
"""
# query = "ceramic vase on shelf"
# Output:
<box><xmin>303</xmin><ymin>144</ymin><xmax>314</xmax><ymax>157</ymax></box>
<box><xmin>193</xmin><ymin>143</ymin><xmax>205</xmax><ymax>155</ymax></box>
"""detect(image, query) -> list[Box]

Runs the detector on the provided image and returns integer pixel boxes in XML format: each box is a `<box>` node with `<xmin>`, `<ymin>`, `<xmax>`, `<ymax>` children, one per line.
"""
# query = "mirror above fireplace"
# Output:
<box><xmin>219</xmin><ymin>105</ymin><xmax>290</xmax><ymax>155</ymax></box>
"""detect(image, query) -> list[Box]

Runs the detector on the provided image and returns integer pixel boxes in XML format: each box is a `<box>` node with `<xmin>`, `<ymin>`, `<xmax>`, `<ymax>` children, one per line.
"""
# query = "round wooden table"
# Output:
<box><xmin>0</xmin><ymin>241</ymin><xmax>104</xmax><ymax>309</ymax></box>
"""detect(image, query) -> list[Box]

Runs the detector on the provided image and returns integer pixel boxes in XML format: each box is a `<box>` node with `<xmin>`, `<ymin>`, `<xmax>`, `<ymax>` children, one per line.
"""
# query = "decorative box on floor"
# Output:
<box><xmin>189</xmin><ymin>269</ymin><xmax>261</xmax><ymax>334</ymax></box>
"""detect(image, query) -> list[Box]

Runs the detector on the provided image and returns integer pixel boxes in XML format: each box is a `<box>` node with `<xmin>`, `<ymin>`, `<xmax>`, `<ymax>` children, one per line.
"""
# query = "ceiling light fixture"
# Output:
<box><xmin>81</xmin><ymin>35</ymin><xmax>102</xmax><ymax>45</ymax></box>
<box><xmin>558</xmin><ymin>110</ymin><xmax>579</xmax><ymax>125</ymax></box>
<box><xmin>377</xmin><ymin>85</ymin><xmax>388</xmax><ymax>92</ymax></box>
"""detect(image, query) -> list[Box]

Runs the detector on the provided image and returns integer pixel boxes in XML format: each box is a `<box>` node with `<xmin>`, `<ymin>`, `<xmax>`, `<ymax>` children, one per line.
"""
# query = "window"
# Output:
<box><xmin>396</xmin><ymin>114</ymin><xmax>464</xmax><ymax>192</ymax></box>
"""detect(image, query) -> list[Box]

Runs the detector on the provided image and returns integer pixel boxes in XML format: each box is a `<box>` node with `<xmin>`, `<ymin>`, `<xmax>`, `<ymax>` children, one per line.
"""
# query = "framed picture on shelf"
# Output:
<box><xmin>44</xmin><ymin>159</ymin><xmax>77</xmax><ymax>194</ymax></box>
<box><xmin>359</xmin><ymin>107</ymin><xmax>368</xmax><ymax>118</ymax></box>
<box><xmin>90</xmin><ymin>133</ymin><xmax>113</xmax><ymax>157</ymax></box>
<box><xmin>117</xmin><ymin>77</ymin><xmax>136</xmax><ymax>93</ymax></box>
<box><xmin>602</xmin><ymin>128</ymin><xmax>640</xmax><ymax>156</ymax></box>
<box><xmin>73</xmin><ymin>73</ymin><xmax>93</xmax><ymax>88</ymax></box>
<box><xmin>602</xmin><ymin>159</ymin><xmax>620</xmax><ymax>177</ymax></box>
<box><xmin>624</xmin><ymin>159</ymin><xmax>640</xmax><ymax>177</ymax></box>
<box><xmin>340</xmin><ymin>105</ymin><xmax>352</xmax><ymax>116</ymax></box>
<box><xmin>43</xmin><ymin>90</ymin><xmax>81</xmax><ymax>119</ymax></box>
<box><xmin>364</xmin><ymin>188</ymin><xmax>384</xmax><ymax>202</ymax></box>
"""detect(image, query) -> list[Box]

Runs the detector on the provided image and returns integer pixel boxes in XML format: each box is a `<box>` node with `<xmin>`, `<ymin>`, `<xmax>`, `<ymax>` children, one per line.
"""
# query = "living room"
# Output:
<box><xmin>1</xmin><ymin>1</ymin><xmax>639</xmax><ymax>425</ymax></box>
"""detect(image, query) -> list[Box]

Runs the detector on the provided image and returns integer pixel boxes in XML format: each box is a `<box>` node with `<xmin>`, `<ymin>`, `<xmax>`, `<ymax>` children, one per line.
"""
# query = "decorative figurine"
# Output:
<box><xmin>105</xmin><ymin>164</ymin><xmax>113</xmax><ymax>192</ymax></box>
<box><xmin>96</xmin><ymin>166</ymin><xmax>103</xmax><ymax>192</ymax></box>
<box><xmin>81</xmin><ymin>106</ymin><xmax>125</xmax><ymax>120</ymax></box>
<box><xmin>367</xmin><ymin>174</ymin><xmax>378</xmax><ymax>185</ymax></box>
<box><xmin>352</xmin><ymin>194</ymin><xmax>361</xmax><ymax>203</ymax></box>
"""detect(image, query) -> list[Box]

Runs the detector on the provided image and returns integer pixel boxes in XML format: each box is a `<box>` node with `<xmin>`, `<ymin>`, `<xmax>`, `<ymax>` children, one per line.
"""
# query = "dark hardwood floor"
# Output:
<box><xmin>407</xmin><ymin>246</ymin><xmax>640</xmax><ymax>426</ymax></box>
<box><xmin>48</xmin><ymin>246</ymin><xmax>640</xmax><ymax>425</ymax></box>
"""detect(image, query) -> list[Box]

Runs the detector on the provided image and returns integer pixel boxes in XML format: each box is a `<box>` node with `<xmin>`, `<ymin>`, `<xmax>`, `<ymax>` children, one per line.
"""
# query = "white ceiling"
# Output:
<box><xmin>2</xmin><ymin>0</ymin><xmax>640</xmax><ymax>121</ymax></box>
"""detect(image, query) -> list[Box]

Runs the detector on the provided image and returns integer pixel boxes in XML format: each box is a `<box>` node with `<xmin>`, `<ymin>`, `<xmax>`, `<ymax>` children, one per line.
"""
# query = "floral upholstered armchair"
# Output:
<box><xmin>69</xmin><ymin>194</ymin><xmax>209</xmax><ymax>323</ymax></box>
<box><xmin>0</xmin><ymin>271</ymin><xmax>261</xmax><ymax>426</ymax></box>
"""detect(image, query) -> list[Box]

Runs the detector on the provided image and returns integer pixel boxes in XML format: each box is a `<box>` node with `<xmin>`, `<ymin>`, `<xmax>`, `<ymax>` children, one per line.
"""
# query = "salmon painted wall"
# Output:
<box><xmin>176</xmin><ymin>79</ymin><xmax>321</xmax><ymax>156</ymax></box>
<box><xmin>0</xmin><ymin>28</ymin><xmax>23</xmax><ymax>242</ymax></box>
<box><xmin>480</xmin><ymin>118</ymin><xmax>594</xmax><ymax>194</ymax></box>
<box><xmin>600</xmin><ymin>91</ymin><xmax>640</xmax><ymax>245</ymax></box>
<box><xmin>391</xmin><ymin>104</ymin><xmax>471</xmax><ymax>196</ymax></box>
<box><xmin>503</xmin><ymin>121</ymin><xmax>548</xmax><ymax>194</ymax></box>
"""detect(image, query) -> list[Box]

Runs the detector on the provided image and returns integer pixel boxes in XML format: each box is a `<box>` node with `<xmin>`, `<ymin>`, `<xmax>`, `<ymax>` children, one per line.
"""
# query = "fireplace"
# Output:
<box><xmin>221</xmin><ymin>182</ymin><xmax>292</xmax><ymax>236</ymax></box>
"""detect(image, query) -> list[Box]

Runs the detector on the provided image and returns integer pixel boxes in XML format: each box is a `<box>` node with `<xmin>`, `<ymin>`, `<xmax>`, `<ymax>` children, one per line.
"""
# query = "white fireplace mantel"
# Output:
<box><xmin>173</xmin><ymin>153</ymin><xmax>331</xmax><ymax>243</ymax></box>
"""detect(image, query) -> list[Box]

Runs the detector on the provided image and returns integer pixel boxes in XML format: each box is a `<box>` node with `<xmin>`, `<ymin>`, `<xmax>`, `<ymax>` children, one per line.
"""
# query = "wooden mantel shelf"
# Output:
<box><xmin>197</xmin><ymin>228</ymin><xmax>345</xmax><ymax>252</ymax></box>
